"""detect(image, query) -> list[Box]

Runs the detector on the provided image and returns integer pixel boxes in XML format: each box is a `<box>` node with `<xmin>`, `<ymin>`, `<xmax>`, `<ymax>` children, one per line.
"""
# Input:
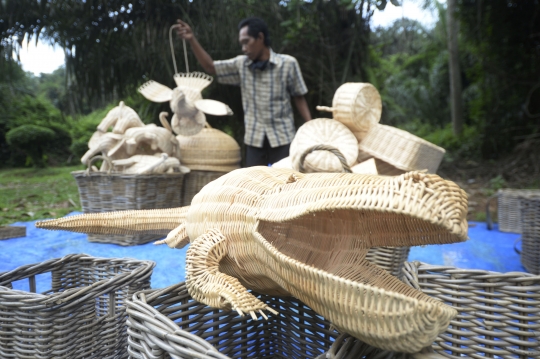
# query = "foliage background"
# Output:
<box><xmin>0</xmin><ymin>0</ymin><xmax>539</xmax><ymax>170</ymax></box>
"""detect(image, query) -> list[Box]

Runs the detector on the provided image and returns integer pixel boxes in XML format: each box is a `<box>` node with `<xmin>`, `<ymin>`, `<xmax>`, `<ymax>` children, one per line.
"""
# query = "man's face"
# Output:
<box><xmin>239</xmin><ymin>26</ymin><xmax>264</xmax><ymax>61</ymax></box>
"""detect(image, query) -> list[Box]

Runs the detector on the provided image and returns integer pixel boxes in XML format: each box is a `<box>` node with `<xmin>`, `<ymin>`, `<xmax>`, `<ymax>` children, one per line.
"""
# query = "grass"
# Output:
<box><xmin>0</xmin><ymin>165</ymin><xmax>84</xmax><ymax>226</ymax></box>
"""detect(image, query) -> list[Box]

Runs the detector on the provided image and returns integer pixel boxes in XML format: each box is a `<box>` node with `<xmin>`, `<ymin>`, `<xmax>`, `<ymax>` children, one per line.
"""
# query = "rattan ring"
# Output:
<box><xmin>298</xmin><ymin>144</ymin><xmax>352</xmax><ymax>173</ymax></box>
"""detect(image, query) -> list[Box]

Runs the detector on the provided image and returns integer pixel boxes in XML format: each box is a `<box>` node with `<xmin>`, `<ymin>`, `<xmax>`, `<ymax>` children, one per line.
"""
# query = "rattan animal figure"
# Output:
<box><xmin>97</xmin><ymin>101</ymin><xmax>145</xmax><ymax>134</ymax></box>
<box><xmin>138</xmin><ymin>72</ymin><xmax>233</xmax><ymax>136</ymax></box>
<box><xmin>111</xmin><ymin>153</ymin><xmax>189</xmax><ymax>174</ymax></box>
<box><xmin>37</xmin><ymin>167</ymin><xmax>468</xmax><ymax>353</ymax></box>
<box><xmin>81</xmin><ymin>131</ymin><xmax>128</xmax><ymax>170</ymax></box>
<box><xmin>108</xmin><ymin>124</ymin><xmax>180</xmax><ymax>159</ymax></box>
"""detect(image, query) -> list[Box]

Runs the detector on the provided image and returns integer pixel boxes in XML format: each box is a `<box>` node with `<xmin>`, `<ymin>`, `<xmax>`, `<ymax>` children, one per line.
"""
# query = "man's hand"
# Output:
<box><xmin>176</xmin><ymin>19</ymin><xmax>194</xmax><ymax>41</ymax></box>
<box><xmin>175</xmin><ymin>19</ymin><xmax>216</xmax><ymax>75</ymax></box>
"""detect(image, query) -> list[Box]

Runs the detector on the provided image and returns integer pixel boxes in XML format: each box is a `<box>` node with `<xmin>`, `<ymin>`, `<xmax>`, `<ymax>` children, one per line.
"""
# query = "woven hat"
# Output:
<box><xmin>317</xmin><ymin>82</ymin><xmax>382</xmax><ymax>142</ymax></box>
<box><xmin>358</xmin><ymin>124</ymin><xmax>445</xmax><ymax>173</ymax></box>
<box><xmin>290</xmin><ymin>118</ymin><xmax>358</xmax><ymax>173</ymax></box>
<box><xmin>176</xmin><ymin>126</ymin><xmax>241</xmax><ymax>172</ymax></box>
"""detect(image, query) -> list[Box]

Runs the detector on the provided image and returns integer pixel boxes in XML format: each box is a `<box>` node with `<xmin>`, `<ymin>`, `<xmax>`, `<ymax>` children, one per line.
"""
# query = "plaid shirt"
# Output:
<box><xmin>214</xmin><ymin>49</ymin><xmax>308</xmax><ymax>148</ymax></box>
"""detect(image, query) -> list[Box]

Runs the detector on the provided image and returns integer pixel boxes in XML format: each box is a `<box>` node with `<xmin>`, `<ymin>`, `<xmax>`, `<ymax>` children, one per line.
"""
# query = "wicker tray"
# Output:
<box><xmin>0</xmin><ymin>226</ymin><xmax>26</xmax><ymax>240</ymax></box>
<box><xmin>127</xmin><ymin>282</ymin><xmax>339</xmax><ymax>359</ymax></box>
<box><xmin>486</xmin><ymin>188</ymin><xmax>540</xmax><ymax>233</ymax></box>
<box><xmin>72</xmin><ymin>156</ymin><xmax>185</xmax><ymax>245</ymax></box>
<box><xmin>402</xmin><ymin>261</ymin><xmax>540</xmax><ymax>359</ymax></box>
<box><xmin>181</xmin><ymin>170</ymin><xmax>227</xmax><ymax>206</ymax></box>
<box><xmin>0</xmin><ymin>253</ymin><xmax>155</xmax><ymax>359</ymax></box>
<box><xmin>358</xmin><ymin>124</ymin><xmax>445</xmax><ymax>174</ymax></box>
<box><xmin>520</xmin><ymin>196</ymin><xmax>540</xmax><ymax>274</ymax></box>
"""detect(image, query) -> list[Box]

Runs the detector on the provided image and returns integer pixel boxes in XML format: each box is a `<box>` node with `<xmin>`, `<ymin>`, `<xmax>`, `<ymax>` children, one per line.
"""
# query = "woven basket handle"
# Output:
<box><xmin>169</xmin><ymin>24</ymin><xmax>189</xmax><ymax>74</ymax></box>
<box><xmin>485</xmin><ymin>193</ymin><xmax>498</xmax><ymax>230</ymax></box>
<box><xmin>298</xmin><ymin>144</ymin><xmax>352</xmax><ymax>173</ymax></box>
<box><xmin>86</xmin><ymin>155</ymin><xmax>113</xmax><ymax>175</ymax></box>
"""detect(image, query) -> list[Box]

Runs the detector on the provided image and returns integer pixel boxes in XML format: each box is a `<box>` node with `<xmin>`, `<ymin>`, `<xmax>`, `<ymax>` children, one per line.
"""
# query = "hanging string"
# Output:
<box><xmin>169</xmin><ymin>24</ymin><xmax>190</xmax><ymax>74</ymax></box>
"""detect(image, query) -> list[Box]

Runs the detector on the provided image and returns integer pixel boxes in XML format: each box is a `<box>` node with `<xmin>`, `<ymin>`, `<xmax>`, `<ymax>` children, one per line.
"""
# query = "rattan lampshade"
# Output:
<box><xmin>317</xmin><ymin>83</ymin><xmax>382</xmax><ymax>142</ymax></box>
<box><xmin>290</xmin><ymin>118</ymin><xmax>358</xmax><ymax>173</ymax></box>
<box><xmin>358</xmin><ymin>124</ymin><xmax>445</xmax><ymax>174</ymax></box>
<box><xmin>176</xmin><ymin>126</ymin><xmax>241</xmax><ymax>172</ymax></box>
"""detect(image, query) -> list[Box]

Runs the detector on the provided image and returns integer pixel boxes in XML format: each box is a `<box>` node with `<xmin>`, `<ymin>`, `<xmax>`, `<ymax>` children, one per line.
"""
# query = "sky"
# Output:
<box><xmin>17</xmin><ymin>1</ymin><xmax>438</xmax><ymax>76</ymax></box>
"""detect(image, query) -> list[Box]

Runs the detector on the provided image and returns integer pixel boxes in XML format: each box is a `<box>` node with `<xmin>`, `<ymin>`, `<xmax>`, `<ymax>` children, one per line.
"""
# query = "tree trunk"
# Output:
<box><xmin>447</xmin><ymin>0</ymin><xmax>463</xmax><ymax>135</ymax></box>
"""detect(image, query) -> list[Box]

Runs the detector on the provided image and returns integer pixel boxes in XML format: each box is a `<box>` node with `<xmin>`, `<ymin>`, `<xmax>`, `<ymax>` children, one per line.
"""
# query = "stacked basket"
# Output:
<box><xmin>519</xmin><ymin>195</ymin><xmax>540</xmax><ymax>274</ymax></box>
<box><xmin>317</xmin><ymin>82</ymin><xmax>446</xmax><ymax>176</ymax></box>
<box><xmin>486</xmin><ymin>188</ymin><xmax>540</xmax><ymax>233</ymax></box>
<box><xmin>177</xmin><ymin>125</ymin><xmax>241</xmax><ymax>206</ymax></box>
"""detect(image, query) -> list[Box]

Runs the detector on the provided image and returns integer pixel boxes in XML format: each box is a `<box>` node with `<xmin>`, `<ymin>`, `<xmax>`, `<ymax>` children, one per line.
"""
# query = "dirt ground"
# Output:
<box><xmin>438</xmin><ymin>138</ymin><xmax>540</xmax><ymax>222</ymax></box>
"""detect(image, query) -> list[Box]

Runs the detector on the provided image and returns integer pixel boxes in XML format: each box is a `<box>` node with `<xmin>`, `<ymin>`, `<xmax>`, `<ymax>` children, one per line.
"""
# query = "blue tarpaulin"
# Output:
<box><xmin>0</xmin><ymin>213</ymin><xmax>525</xmax><ymax>292</ymax></box>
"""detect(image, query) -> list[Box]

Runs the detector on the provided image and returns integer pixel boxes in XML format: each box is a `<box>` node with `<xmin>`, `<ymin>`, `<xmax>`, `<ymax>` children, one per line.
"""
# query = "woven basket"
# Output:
<box><xmin>127</xmin><ymin>282</ymin><xmax>340</xmax><ymax>359</ymax></box>
<box><xmin>176</xmin><ymin>126</ymin><xmax>241</xmax><ymax>172</ymax></box>
<box><xmin>401</xmin><ymin>261</ymin><xmax>540</xmax><ymax>359</ymax></box>
<box><xmin>317</xmin><ymin>82</ymin><xmax>382</xmax><ymax>142</ymax></box>
<box><xmin>365</xmin><ymin>246</ymin><xmax>411</xmax><ymax>278</ymax></box>
<box><xmin>0</xmin><ymin>253</ymin><xmax>154</xmax><ymax>359</ymax></box>
<box><xmin>358</xmin><ymin>124</ymin><xmax>445</xmax><ymax>174</ymax></box>
<box><xmin>181</xmin><ymin>170</ymin><xmax>227</xmax><ymax>206</ymax></box>
<box><xmin>72</xmin><ymin>156</ymin><xmax>184</xmax><ymax>245</ymax></box>
<box><xmin>290</xmin><ymin>118</ymin><xmax>358</xmax><ymax>173</ymax></box>
<box><xmin>486</xmin><ymin>189</ymin><xmax>540</xmax><ymax>233</ymax></box>
<box><xmin>520</xmin><ymin>196</ymin><xmax>540</xmax><ymax>274</ymax></box>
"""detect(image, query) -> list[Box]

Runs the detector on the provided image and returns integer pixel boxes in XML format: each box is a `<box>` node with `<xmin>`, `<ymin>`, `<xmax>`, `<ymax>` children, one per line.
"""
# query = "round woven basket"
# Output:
<box><xmin>290</xmin><ymin>118</ymin><xmax>358</xmax><ymax>173</ymax></box>
<box><xmin>176</xmin><ymin>126</ymin><xmax>241</xmax><ymax>171</ymax></box>
<box><xmin>519</xmin><ymin>196</ymin><xmax>540</xmax><ymax>274</ymax></box>
<box><xmin>358</xmin><ymin>124</ymin><xmax>445</xmax><ymax>174</ymax></box>
<box><xmin>317</xmin><ymin>82</ymin><xmax>382</xmax><ymax>142</ymax></box>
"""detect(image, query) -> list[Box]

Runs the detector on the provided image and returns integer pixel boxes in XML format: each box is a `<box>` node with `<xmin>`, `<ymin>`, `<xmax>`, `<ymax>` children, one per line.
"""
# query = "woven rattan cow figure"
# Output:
<box><xmin>37</xmin><ymin>167</ymin><xmax>468</xmax><ymax>353</ymax></box>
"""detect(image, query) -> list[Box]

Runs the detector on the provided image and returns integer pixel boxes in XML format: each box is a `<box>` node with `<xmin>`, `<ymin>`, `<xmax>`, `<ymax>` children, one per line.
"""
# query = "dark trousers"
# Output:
<box><xmin>245</xmin><ymin>137</ymin><xmax>290</xmax><ymax>167</ymax></box>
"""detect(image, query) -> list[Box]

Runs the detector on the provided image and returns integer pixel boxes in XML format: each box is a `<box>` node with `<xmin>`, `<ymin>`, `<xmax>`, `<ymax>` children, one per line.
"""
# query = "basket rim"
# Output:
<box><xmin>0</xmin><ymin>253</ymin><xmax>155</xmax><ymax>309</ymax></box>
<box><xmin>71</xmin><ymin>170</ymin><xmax>186</xmax><ymax>178</ymax></box>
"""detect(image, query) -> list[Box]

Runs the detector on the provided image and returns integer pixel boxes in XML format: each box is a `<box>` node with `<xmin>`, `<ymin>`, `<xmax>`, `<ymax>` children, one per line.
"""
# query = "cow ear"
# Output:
<box><xmin>138</xmin><ymin>80</ymin><xmax>173</xmax><ymax>102</ymax></box>
<box><xmin>194</xmin><ymin>99</ymin><xmax>234</xmax><ymax>116</ymax></box>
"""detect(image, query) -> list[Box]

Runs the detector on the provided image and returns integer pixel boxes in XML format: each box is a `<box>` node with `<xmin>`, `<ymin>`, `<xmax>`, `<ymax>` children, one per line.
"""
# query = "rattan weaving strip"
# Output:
<box><xmin>402</xmin><ymin>261</ymin><xmax>540</xmax><ymax>359</ymax></box>
<box><xmin>0</xmin><ymin>254</ymin><xmax>154</xmax><ymax>359</ymax></box>
<box><xmin>520</xmin><ymin>196</ymin><xmax>540</xmax><ymax>274</ymax></box>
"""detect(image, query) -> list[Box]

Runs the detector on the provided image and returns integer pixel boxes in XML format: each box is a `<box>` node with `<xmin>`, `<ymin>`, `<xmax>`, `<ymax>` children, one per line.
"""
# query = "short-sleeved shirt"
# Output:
<box><xmin>214</xmin><ymin>49</ymin><xmax>308</xmax><ymax>148</ymax></box>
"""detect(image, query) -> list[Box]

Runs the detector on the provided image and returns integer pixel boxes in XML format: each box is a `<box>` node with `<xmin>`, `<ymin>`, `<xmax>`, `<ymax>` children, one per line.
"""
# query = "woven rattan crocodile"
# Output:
<box><xmin>37</xmin><ymin>167</ymin><xmax>468</xmax><ymax>353</ymax></box>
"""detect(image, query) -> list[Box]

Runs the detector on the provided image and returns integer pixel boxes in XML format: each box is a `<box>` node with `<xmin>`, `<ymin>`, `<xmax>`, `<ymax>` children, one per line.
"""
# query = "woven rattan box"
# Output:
<box><xmin>486</xmin><ymin>188</ymin><xmax>540</xmax><ymax>233</ymax></box>
<box><xmin>0</xmin><ymin>253</ymin><xmax>155</xmax><ymax>359</ymax></box>
<box><xmin>72</xmin><ymin>156</ymin><xmax>185</xmax><ymax>245</ymax></box>
<box><xmin>520</xmin><ymin>196</ymin><xmax>540</xmax><ymax>274</ymax></box>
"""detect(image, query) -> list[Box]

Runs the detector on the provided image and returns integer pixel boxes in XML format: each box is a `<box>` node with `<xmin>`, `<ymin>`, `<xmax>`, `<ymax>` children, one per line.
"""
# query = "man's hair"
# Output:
<box><xmin>238</xmin><ymin>17</ymin><xmax>271</xmax><ymax>47</ymax></box>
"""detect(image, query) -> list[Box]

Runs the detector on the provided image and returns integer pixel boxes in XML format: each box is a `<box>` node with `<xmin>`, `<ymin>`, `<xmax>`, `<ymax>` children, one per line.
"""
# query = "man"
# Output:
<box><xmin>176</xmin><ymin>17</ymin><xmax>312</xmax><ymax>167</ymax></box>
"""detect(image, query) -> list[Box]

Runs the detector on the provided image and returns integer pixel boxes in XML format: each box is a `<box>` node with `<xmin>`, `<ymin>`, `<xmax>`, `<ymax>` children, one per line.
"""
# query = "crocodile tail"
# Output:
<box><xmin>36</xmin><ymin>207</ymin><xmax>189</xmax><ymax>236</ymax></box>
